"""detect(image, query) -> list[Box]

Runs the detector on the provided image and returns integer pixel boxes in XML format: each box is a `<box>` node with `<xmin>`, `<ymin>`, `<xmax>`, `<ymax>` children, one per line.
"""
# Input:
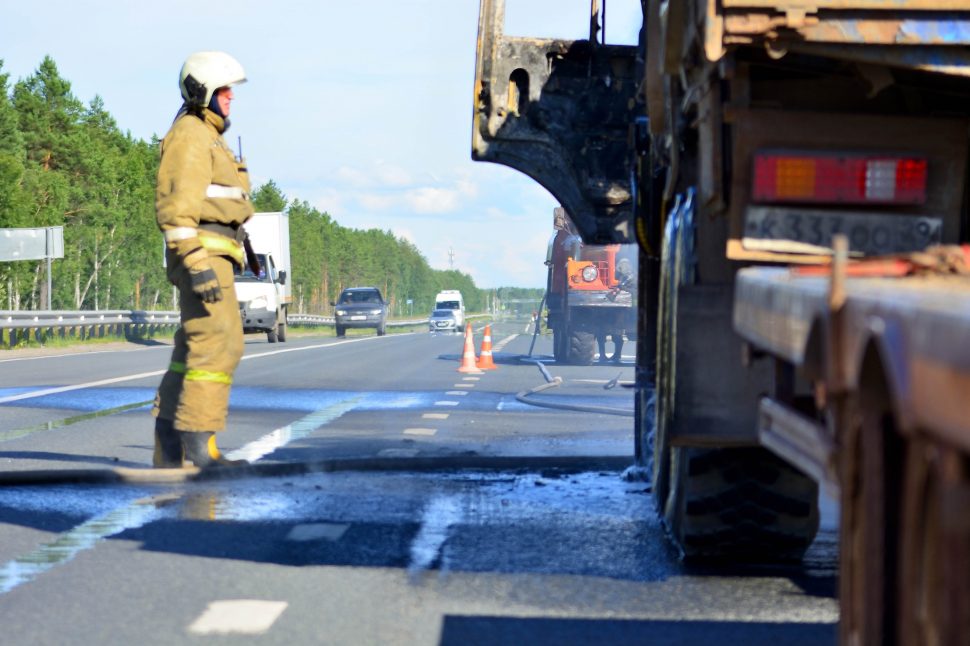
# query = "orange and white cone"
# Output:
<box><xmin>476</xmin><ymin>324</ymin><xmax>497</xmax><ymax>370</ymax></box>
<box><xmin>457</xmin><ymin>325</ymin><xmax>482</xmax><ymax>373</ymax></box>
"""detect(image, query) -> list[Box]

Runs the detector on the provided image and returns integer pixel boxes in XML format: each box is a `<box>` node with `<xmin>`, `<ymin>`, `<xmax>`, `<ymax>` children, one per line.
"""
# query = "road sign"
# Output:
<box><xmin>0</xmin><ymin>227</ymin><xmax>65</xmax><ymax>261</ymax></box>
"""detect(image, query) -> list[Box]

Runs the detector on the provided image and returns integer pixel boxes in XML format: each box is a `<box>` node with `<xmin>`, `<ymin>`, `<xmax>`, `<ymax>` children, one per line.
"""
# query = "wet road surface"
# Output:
<box><xmin>0</xmin><ymin>323</ymin><xmax>838</xmax><ymax>644</ymax></box>
<box><xmin>0</xmin><ymin>467</ymin><xmax>837</xmax><ymax>645</ymax></box>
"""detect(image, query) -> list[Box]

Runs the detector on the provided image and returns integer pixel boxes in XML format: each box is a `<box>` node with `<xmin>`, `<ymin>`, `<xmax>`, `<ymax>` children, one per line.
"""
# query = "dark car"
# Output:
<box><xmin>332</xmin><ymin>287</ymin><xmax>387</xmax><ymax>337</ymax></box>
<box><xmin>429</xmin><ymin>308</ymin><xmax>459</xmax><ymax>333</ymax></box>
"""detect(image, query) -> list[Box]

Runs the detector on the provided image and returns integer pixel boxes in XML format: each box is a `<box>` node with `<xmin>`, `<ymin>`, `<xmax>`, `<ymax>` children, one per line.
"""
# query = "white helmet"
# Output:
<box><xmin>179</xmin><ymin>51</ymin><xmax>247</xmax><ymax>107</ymax></box>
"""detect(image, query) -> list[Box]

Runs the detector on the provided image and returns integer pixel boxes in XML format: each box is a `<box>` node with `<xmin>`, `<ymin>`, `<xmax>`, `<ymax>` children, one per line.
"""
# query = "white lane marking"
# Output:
<box><xmin>0</xmin><ymin>345</ymin><xmax>171</xmax><ymax>364</ymax></box>
<box><xmin>434</xmin><ymin>401</ymin><xmax>459</xmax><ymax>407</ymax></box>
<box><xmin>452</xmin><ymin>384</ymin><xmax>474</xmax><ymax>389</ymax></box>
<box><xmin>462</xmin><ymin>377</ymin><xmax>480</xmax><ymax>381</ymax></box>
<box><xmin>493</xmin><ymin>334</ymin><xmax>518</xmax><ymax>352</ymax></box>
<box><xmin>378</xmin><ymin>448</ymin><xmax>419</xmax><ymax>458</ymax></box>
<box><xmin>445</xmin><ymin>391</ymin><xmax>468</xmax><ymax>396</ymax></box>
<box><xmin>0</xmin><ymin>497</ymin><xmax>162</xmax><ymax>594</ymax></box>
<box><xmin>423</xmin><ymin>413</ymin><xmax>448</xmax><ymax>420</ymax></box>
<box><xmin>409</xmin><ymin>495</ymin><xmax>462</xmax><ymax>574</ymax></box>
<box><xmin>286</xmin><ymin>523</ymin><xmax>349</xmax><ymax>542</ymax></box>
<box><xmin>403</xmin><ymin>428</ymin><xmax>437</xmax><ymax>436</ymax></box>
<box><xmin>0</xmin><ymin>399</ymin><xmax>360</xmax><ymax>596</ymax></box>
<box><xmin>0</xmin><ymin>370</ymin><xmax>166</xmax><ymax>405</ymax></box>
<box><xmin>226</xmin><ymin>396</ymin><xmax>363</xmax><ymax>462</ymax></box>
<box><xmin>188</xmin><ymin>600</ymin><xmax>288</xmax><ymax>635</ymax></box>
<box><xmin>0</xmin><ymin>336</ymin><xmax>381</xmax><ymax>405</ymax></box>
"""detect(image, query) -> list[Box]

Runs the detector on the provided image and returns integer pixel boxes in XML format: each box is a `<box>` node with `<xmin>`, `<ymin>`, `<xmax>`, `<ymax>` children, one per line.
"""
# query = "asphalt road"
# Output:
<box><xmin>0</xmin><ymin>319</ymin><xmax>838</xmax><ymax>645</ymax></box>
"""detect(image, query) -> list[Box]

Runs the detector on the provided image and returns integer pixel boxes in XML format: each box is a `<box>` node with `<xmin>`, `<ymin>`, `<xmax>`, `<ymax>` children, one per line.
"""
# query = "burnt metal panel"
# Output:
<box><xmin>472</xmin><ymin>0</ymin><xmax>639</xmax><ymax>244</ymax></box>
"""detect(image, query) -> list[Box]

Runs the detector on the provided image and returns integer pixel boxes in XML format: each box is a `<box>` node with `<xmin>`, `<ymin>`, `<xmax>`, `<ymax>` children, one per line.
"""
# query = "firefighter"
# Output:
<box><xmin>151</xmin><ymin>51</ymin><xmax>254</xmax><ymax>468</ymax></box>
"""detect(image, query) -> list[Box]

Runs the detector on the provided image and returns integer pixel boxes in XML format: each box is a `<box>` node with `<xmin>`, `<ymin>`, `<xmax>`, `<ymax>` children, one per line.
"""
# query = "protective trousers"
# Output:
<box><xmin>153</xmin><ymin>254</ymin><xmax>243</xmax><ymax>432</ymax></box>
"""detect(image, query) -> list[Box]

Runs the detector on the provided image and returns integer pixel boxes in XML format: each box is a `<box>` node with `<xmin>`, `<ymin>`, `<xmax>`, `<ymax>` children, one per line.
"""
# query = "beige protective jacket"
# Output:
<box><xmin>156</xmin><ymin>108</ymin><xmax>254</xmax><ymax>270</ymax></box>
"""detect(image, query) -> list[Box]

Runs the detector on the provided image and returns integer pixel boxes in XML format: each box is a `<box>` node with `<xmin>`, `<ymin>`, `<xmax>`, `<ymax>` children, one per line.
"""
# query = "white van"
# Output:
<box><xmin>434</xmin><ymin>290</ymin><xmax>465</xmax><ymax>331</ymax></box>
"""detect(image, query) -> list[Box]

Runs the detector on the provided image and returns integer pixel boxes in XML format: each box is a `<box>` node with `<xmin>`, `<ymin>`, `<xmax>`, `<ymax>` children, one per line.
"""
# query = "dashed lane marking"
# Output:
<box><xmin>286</xmin><ymin>523</ymin><xmax>349</xmax><ymax>542</ymax></box>
<box><xmin>423</xmin><ymin>413</ymin><xmax>449</xmax><ymax>420</ymax></box>
<box><xmin>445</xmin><ymin>391</ymin><xmax>468</xmax><ymax>396</ymax></box>
<box><xmin>188</xmin><ymin>600</ymin><xmax>288</xmax><ymax>635</ymax></box>
<box><xmin>403</xmin><ymin>428</ymin><xmax>437</xmax><ymax>436</ymax></box>
<box><xmin>452</xmin><ymin>384</ymin><xmax>474</xmax><ymax>389</ymax></box>
<box><xmin>461</xmin><ymin>377</ymin><xmax>480</xmax><ymax>381</ymax></box>
<box><xmin>434</xmin><ymin>401</ymin><xmax>459</xmax><ymax>407</ymax></box>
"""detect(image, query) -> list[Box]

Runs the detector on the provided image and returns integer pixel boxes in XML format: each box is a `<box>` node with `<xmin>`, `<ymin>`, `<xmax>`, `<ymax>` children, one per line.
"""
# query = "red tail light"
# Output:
<box><xmin>752</xmin><ymin>152</ymin><xmax>927</xmax><ymax>205</ymax></box>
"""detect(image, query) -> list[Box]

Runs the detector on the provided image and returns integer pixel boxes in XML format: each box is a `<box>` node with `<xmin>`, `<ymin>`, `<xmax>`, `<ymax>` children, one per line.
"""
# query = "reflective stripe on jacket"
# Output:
<box><xmin>156</xmin><ymin>108</ymin><xmax>254</xmax><ymax>242</ymax></box>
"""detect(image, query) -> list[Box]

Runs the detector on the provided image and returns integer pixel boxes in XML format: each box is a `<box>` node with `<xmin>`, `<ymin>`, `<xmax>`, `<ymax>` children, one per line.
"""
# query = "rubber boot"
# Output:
<box><xmin>153</xmin><ymin>418</ymin><xmax>184</xmax><ymax>468</ymax></box>
<box><xmin>179</xmin><ymin>431</ymin><xmax>247</xmax><ymax>468</ymax></box>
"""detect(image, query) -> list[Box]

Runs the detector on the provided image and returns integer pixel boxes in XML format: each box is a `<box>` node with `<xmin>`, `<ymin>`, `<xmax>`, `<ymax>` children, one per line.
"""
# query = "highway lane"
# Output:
<box><xmin>0</xmin><ymin>323</ymin><xmax>634</xmax><ymax>472</ymax></box>
<box><xmin>0</xmin><ymin>322</ymin><xmax>839</xmax><ymax>644</ymax></box>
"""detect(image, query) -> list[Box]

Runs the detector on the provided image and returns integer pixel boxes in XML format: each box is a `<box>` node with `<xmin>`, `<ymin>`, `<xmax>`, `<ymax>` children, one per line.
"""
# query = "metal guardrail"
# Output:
<box><xmin>0</xmin><ymin>310</ymin><xmax>182</xmax><ymax>348</ymax></box>
<box><xmin>0</xmin><ymin>310</ymin><xmax>431</xmax><ymax>348</ymax></box>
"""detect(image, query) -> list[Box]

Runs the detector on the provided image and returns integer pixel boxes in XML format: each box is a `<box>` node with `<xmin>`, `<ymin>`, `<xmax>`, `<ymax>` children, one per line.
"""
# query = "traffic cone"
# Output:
<box><xmin>476</xmin><ymin>324</ymin><xmax>497</xmax><ymax>370</ymax></box>
<box><xmin>457</xmin><ymin>325</ymin><xmax>482</xmax><ymax>373</ymax></box>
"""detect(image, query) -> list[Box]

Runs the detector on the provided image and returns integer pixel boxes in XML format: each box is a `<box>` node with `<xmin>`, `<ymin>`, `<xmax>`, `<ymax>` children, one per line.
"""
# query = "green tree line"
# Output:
<box><xmin>0</xmin><ymin>56</ymin><xmax>533</xmax><ymax>315</ymax></box>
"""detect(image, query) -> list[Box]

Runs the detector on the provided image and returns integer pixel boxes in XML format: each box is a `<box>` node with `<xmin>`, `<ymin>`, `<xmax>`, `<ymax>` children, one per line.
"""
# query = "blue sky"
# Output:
<box><xmin>1</xmin><ymin>1</ymin><xmax>640</xmax><ymax>288</ymax></box>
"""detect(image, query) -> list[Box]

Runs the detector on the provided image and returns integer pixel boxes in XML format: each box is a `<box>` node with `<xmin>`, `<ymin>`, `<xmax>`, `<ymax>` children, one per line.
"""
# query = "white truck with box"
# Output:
<box><xmin>235</xmin><ymin>211</ymin><xmax>292</xmax><ymax>343</ymax></box>
<box><xmin>434</xmin><ymin>290</ymin><xmax>465</xmax><ymax>331</ymax></box>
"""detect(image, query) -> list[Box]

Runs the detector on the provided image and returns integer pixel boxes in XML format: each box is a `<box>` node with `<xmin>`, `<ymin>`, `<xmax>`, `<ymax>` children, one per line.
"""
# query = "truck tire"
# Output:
<box><xmin>567</xmin><ymin>328</ymin><xmax>595</xmax><ymax>365</ymax></box>
<box><xmin>662</xmin><ymin>446</ymin><xmax>820</xmax><ymax>561</ymax></box>
<box><xmin>277</xmin><ymin>310</ymin><xmax>287</xmax><ymax>342</ymax></box>
<box><xmin>842</xmin><ymin>351</ymin><xmax>904</xmax><ymax>646</ymax></box>
<box><xmin>267</xmin><ymin>328</ymin><xmax>278</xmax><ymax>343</ymax></box>
<box><xmin>377</xmin><ymin>322</ymin><xmax>386</xmax><ymax>336</ymax></box>
<box><xmin>335</xmin><ymin>325</ymin><xmax>346</xmax><ymax>338</ymax></box>
<box><xmin>651</xmin><ymin>188</ymin><xmax>818</xmax><ymax>562</ymax></box>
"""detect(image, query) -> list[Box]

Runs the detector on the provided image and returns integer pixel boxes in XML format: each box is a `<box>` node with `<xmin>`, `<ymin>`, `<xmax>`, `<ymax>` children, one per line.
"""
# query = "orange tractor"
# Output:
<box><xmin>545</xmin><ymin>208</ymin><xmax>636</xmax><ymax>365</ymax></box>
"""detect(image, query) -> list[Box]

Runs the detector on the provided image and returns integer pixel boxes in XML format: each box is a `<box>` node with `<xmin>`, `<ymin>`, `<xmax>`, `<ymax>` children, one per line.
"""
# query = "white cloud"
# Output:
<box><xmin>374</xmin><ymin>162</ymin><xmax>413</xmax><ymax>187</ymax></box>
<box><xmin>405</xmin><ymin>186</ymin><xmax>461</xmax><ymax>214</ymax></box>
<box><xmin>335</xmin><ymin>166</ymin><xmax>373</xmax><ymax>188</ymax></box>
<box><xmin>356</xmin><ymin>193</ymin><xmax>397</xmax><ymax>211</ymax></box>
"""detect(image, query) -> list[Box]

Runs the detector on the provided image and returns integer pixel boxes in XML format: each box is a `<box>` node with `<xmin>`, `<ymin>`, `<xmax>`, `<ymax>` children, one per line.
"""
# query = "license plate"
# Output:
<box><xmin>350</xmin><ymin>315</ymin><xmax>366</xmax><ymax>321</ymax></box>
<box><xmin>743</xmin><ymin>206</ymin><xmax>942</xmax><ymax>256</ymax></box>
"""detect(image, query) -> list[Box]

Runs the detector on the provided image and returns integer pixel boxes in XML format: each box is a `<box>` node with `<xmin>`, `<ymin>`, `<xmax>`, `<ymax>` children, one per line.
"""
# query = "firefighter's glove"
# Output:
<box><xmin>189</xmin><ymin>265</ymin><xmax>223</xmax><ymax>304</ymax></box>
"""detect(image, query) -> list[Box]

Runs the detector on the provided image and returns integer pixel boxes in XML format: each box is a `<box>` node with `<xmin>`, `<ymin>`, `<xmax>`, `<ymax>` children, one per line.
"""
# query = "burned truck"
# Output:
<box><xmin>472</xmin><ymin>1</ymin><xmax>970</xmax><ymax>643</ymax></box>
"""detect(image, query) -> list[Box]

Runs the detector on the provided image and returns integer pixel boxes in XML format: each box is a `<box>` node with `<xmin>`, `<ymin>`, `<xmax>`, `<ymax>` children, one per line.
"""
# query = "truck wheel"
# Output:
<box><xmin>377</xmin><ymin>322</ymin><xmax>386</xmax><ymax>336</ymax></box>
<box><xmin>567</xmin><ymin>328</ymin><xmax>595</xmax><ymax>365</ymax></box>
<box><xmin>277</xmin><ymin>312</ymin><xmax>287</xmax><ymax>343</ymax></box>
<box><xmin>898</xmin><ymin>435</ymin><xmax>970</xmax><ymax>646</ymax></box>
<box><xmin>335</xmin><ymin>325</ymin><xmax>346</xmax><ymax>338</ymax></box>
<box><xmin>267</xmin><ymin>328</ymin><xmax>278</xmax><ymax>343</ymax></box>
<box><xmin>841</xmin><ymin>355</ymin><xmax>904</xmax><ymax>646</ymax></box>
<box><xmin>662</xmin><ymin>446</ymin><xmax>819</xmax><ymax>561</ymax></box>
